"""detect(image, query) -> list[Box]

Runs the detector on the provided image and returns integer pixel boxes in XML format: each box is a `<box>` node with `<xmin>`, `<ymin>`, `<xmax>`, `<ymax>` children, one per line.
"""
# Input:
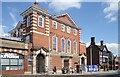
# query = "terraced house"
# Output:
<box><xmin>1</xmin><ymin>2</ymin><xmax>86</xmax><ymax>75</ymax></box>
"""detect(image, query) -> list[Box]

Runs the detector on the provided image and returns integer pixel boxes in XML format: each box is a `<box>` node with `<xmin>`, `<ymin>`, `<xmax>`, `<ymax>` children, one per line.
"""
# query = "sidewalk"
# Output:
<box><xmin>49</xmin><ymin>70</ymin><xmax>119</xmax><ymax>76</ymax></box>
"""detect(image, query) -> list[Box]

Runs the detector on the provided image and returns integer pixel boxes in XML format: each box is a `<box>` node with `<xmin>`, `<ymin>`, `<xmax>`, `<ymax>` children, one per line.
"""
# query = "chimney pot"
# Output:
<box><xmin>91</xmin><ymin>37</ymin><xmax>95</xmax><ymax>45</ymax></box>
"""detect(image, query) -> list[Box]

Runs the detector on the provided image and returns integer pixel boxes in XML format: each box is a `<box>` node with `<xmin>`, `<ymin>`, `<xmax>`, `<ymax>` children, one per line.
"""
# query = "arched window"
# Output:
<box><xmin>73</xmin><ymin>41</ymin><xmax>77</xmax><ymax>53</ymax></box>
<box><xmin>67</xmin><ymin>39</ymin><xmax>71</xmax><ymax>53</ymax></box>
<box><xmin>61</xmin><ymin>37</ymin><xmax>65</xmax><ymax>52</ymax></box>
<box><xmin>52</xmin><ymin>36</ymin><xmax>57</xmax><ymax>51</ymax></box>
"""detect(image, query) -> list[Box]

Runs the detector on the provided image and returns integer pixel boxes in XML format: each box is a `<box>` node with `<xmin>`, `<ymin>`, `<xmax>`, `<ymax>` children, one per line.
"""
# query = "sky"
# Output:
<box><xmin>0</xmin><ymin>0</ymin><xmax>119</xmax><ymax>56</ymax></box>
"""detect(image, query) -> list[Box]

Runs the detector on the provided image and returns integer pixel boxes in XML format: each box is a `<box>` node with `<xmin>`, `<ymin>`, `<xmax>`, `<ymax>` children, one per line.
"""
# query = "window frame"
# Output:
<box><xmin>52</xmin><ymin>35</ymin><xmax>58</xmax><ymax>52</ymax></box>
<box><xmin>61</xmin><ymin>37</ymin><xmax>65</xmax><ymax>53</ymax></box>
<box><xmin>52</xmin><ymin>20</ymin><xmax>57</xmax><ymax>29</ymax></box>
<box><xmin>74</xmin><ymin>29</ymin><xmax>77</xmax><ymax>35</ymax></box>
<box><xmin>67</xmin><ymin>39</ymin><xmax>71</xmax><ymax>53</ymax></box>
<box><xmin>67</xmin><ymin>26</ymin><xmax>71</xmax><ymax>33</ymax></box>
<box><xmin>73</xmin><ymin>41</ymin><xmax>77</xmax><ymax>54</ymax></box>
<box><xmin>38</xmin><ymin>16</ymin><xmax>44</xmax><ymax>28</ymax></box>
<box><xmin>27</xmin><ymin>16</ymin><xmax>30</xmax><ymax>27</ymax></box>
<box><xmin>61</xmin><ymin>24</ymin><xmax>65</xmax><ymax>32</ymax></box>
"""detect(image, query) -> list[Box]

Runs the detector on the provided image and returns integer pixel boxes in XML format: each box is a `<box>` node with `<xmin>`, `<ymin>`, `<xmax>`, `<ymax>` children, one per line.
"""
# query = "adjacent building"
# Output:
<box><xmin>86</xmin><ymin>37</ymin><xmax>114</xmax><ymax>71</ymax></box>
<box><xmin>0</xmin><ymin>37</ymin><xmax>28</xmax><ymax>76</ymax></box>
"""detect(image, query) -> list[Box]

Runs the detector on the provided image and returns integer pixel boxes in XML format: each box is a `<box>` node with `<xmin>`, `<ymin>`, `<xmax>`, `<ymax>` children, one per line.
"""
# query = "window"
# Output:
<box><xmin>25</xmin><ymin>35</ymin><xmax>30</xmax><ymax>43</ymax></box>
<box><xmin>67</xmin><ymin>40</ymin><xmax>71</xmax><ymax>53</ymax></box>
<box><xmin>67</xmin><ymin>26</ymin><xmax>71</xmax><ymax>33</ymax></box>
<box><xmin>52</xmin><ymin>36</ymin><xmax>57</xmax><ymax>51</ymax></box>
<box><xmin>38</xmin><ymin>16</ymin><xmax>44</xmax><ymax>27</ymax></box>
<box><xmin>61</xmin><ymin>38</ymin><xmax>65</xmax><ymax>52</ymax></box>
<box><xmin>52</xmin><ymin>20</ymin><xmax>57</xmax><ymax>29</ymax></box>
<box><xmin>61</xmin><ymin>24</ymin><xmax>65</xmax><ymax>32</ymax></box>
<box><xmin>74</xmin><ymin>29</ymin><xmax>77</xmax><ymax>35</ymax></box>
<box><xmin>73</xmin><ymin>41</ymin><xmax>77</xmax><ymax>53</ymax></box>
<box><xmin>27</xmin><ymin>16</ymin><xmax>30</xmax><ymax>27</ymax></box>
<box><xmin>0</xmin><ymin>52</ymin><xmax>24</xmax><ymax>71</ymax></box>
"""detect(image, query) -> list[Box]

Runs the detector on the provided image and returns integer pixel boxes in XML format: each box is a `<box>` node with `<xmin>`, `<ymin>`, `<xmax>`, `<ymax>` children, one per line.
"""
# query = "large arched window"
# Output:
<box><xmin>67</xmin><ymin>39</ymin><xmax>71</xmax><ymax>53</ymax></box>
<box><xmin>52</xmin><ymin>36</ymin><xmax>57</xmax><ymax>51</ymax></box>
<box><xmin>61</xmin><ymin>37</ymin><xmax>65</xmax><ymax>52</ymax></box>
<box><xmin>73</xmin><ymin>41</ymin><xmax>77</xmax><ymax>53</ymax></box>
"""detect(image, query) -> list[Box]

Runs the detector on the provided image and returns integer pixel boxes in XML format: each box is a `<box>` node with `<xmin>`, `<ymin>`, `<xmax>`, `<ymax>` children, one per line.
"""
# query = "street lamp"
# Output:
<box><xmin>90</xmin><ymin>46</ymin><xmax>92</xmax><ymax>73</ymax></box>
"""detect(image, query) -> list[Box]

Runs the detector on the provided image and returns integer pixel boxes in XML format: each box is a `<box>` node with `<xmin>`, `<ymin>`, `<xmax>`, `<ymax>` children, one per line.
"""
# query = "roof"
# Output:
<box><xmin>9</xmin><ymin>21</ymin><xmax>23</xmax><ymax>33</ymax></box>
<box><xmin>98</xmin><ymin>45</ymin><xmax>109</xmax><ymax>52</ymax></box>
<box><xmin>20</xmin><ymin>2</ymin><xmax>81</xmax><ymax>30</ymax></box>
<box><xmin>54</xmin><ymin>13</ymin><xmax>79</xmax><ymax>27</ymax></box>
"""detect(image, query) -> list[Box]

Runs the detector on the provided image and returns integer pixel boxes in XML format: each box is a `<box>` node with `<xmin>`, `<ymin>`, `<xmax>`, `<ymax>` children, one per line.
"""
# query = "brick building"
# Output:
<box><xmin>0</xmin><ymin>37</ymin><xmax>28</xmax><ymax>76</ymax></box>
<box><xmin>86</xmin><ymin>37</ymin><xmax>114</xmax><ymax>71</ymax></box>
<box><xmin>7</xmin><ymin>2</ymin><xmax>85</xmax><ymax>74</ymax></box>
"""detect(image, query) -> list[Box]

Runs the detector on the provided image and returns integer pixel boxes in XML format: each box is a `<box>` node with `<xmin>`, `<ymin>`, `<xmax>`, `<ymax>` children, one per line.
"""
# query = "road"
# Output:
<box><xmin>2</xmin><ymin>71</ymin><xmax>120</xmax><ymax>77</ymax></box>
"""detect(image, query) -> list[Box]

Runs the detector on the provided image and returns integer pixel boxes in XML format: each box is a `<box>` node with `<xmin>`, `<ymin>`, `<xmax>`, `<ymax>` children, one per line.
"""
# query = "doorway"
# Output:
<box><xmin>36</xmin><ymin>54</ymin><xmax>45</xmax><ymax>73</ymax></box>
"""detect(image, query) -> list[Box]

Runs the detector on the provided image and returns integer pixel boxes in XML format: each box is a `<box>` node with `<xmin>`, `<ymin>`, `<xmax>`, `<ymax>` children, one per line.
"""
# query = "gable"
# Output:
<box><xmin>56</xmin><ymin>13</ymin><xmax>77</xmax><ymax>27</ymax></box>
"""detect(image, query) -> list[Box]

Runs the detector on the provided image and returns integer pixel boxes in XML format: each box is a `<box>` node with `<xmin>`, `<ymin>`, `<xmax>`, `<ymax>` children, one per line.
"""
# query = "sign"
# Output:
<box><xmin>0</xmin><ymin>53</ymin><xmax>19</xmax><ymax>59</ymax></box>
<box><xmin>87</xmin><ymin>65</ymin><xmax>98</xmax><ymax>72</ymax></box>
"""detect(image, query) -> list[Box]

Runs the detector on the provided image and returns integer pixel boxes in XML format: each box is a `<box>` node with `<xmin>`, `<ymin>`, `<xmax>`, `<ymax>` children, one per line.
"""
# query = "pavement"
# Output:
<box><xmin>1</xmin><ymin>70</ymin><xmax>120</xmax><ymax>77</ymax></box>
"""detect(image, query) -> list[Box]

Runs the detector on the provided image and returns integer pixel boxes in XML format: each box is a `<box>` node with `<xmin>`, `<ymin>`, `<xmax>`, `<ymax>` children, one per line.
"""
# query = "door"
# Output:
<box><xmin>36</xmin><ymin>54</ymin><xmax>45</xmax><ymax>73</ymax></box>
<box><xmin>64</xmin><ymin>59</ymin><xmax>69</xmax><ymax>69</ymax></box>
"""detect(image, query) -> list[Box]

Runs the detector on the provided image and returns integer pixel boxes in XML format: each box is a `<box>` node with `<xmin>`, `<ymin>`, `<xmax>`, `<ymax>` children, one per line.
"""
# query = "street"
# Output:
<box><xmin>2</xmin><ymin>71</ymin><xmax>120</xmax><ymax>77</ymax></box>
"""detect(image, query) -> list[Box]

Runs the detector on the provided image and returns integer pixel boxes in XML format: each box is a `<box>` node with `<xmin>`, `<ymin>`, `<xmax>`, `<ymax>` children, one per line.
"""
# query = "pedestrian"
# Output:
<box><xmin>53</xmin><ymin>66</ymin><xmax>57</xmax><ymax>74</ymax></box>
<box><xmin>61</xmin><ymin>67</ymin><xmax>65</xmax><ymax>74</ymax></box>
<box><xmin>80</xmin><ymin>67</ymin><xmax>82</xmax><ymax>74</ymax></box>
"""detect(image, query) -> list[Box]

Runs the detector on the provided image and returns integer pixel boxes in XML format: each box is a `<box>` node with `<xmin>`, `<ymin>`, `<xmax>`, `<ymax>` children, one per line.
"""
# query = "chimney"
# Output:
<box><xmin>100</xmin><ymin>40</ymin><xmax>103</xmax><ymax>46</ymax></box>
<box><xmin>91</xmin><ymin>37</ymin><xmax>95</xmax><ymax>45</ymax></box>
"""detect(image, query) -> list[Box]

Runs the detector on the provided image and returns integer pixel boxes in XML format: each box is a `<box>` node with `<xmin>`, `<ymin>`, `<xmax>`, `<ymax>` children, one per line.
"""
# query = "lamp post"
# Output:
<box><xmin>90</xmin><ymin>46</ymin><xmax>92</xmax><ymax>73</ymax></box>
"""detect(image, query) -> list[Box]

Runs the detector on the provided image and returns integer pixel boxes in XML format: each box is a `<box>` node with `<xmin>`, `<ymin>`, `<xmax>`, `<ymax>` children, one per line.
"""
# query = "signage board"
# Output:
<box><xmin>87</xmin><ymin>65</ymin><xmax>98</xmax><ymax>72</ymax></box>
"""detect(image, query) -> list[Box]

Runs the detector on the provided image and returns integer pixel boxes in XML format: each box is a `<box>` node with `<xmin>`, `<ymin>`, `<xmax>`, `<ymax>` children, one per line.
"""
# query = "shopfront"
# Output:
<box><xmin>0</xmin><ymin>52</ymin><xmax>24</xmax><ymax>71</ymax></box>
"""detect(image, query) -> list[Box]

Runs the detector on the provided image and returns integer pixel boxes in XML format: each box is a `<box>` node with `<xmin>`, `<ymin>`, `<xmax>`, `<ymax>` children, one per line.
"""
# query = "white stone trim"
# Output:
<box><xmin>31</xmin><ymin>24</ymin><xmax>37</xmax><ymax>26</ymax></box>
<box><xmin>32</xmin><ymin>30</ymin><xmax>49</xmax><ymax>36</ymax></box>
<box><xmin>32</xmin><ymin>14</ymin><xmax>37</xmax><ymax>17</ymax></box>
<box><xmin>45</xmin><ymin>19</ymin><xmax>49</xmax><ymax>21</ymax></box>
<box><xmin>45</xmin><ymin>28</ymin><xmax>49</xmax><ymax>30</ymax></box>
<box><xmin>31</xmin><ymin>27</ymin><xmax>37</xmax><ymax>30</ymax></box>
<box><xmin>45</xmin><ymin>25</ymin><xmax>49</xmax><ymax>27</ymax></box>
<box><xmin>45</xmin><ymin>22</ymin><xmax>49</xmax><ymax>25</ymax></box>
<box><xmin>31</xmin><ymin>20</ymin><xmax>37</xmax><ymax>24</ymax></box>
<box><xmin>32</xmin><ymin>17</ymin><xmax>37</xmax><ymax>20</ymax></box>
<box><xmin>32</xmin><ymin>11</ymin><xmax>37</xmax><ymax>14</ymax></box>
<box><xmin>45</xmin><ymin>31</ymin><xmax>49</xmax><ymax>34</ymax></box>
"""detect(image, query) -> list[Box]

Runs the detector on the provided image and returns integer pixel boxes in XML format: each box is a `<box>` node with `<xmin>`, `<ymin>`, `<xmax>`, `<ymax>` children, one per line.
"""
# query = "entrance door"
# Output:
<box><xmin>64</xmin><ymin>59</ymin><xmax>69</xmax><ymax>69</ymax></box>
<box><xmin>36</xmin><ymin>54</ymin><xmax>45</xmax><ymax>73</ymax></box>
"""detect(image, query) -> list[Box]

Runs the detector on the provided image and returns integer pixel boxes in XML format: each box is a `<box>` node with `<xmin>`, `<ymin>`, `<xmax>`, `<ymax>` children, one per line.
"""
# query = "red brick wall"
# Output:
<box><xmin>50</xmin><ymin>55</ymin><xmax>62</xmax><ymax>71</ymax></box>
<box><xmin>1</xmin><ymin>70</ymin><xmax>24</xmax><ymax>76</ymax></box>
<box><xmin>80</xmin><ymin>43</ymin><xmax>86</xmax><ymax>54</ymax></box>
<box><xmin>72</xmin><ymin>57</ymin><xmax>80</xmax><ymax>68</ymax></box>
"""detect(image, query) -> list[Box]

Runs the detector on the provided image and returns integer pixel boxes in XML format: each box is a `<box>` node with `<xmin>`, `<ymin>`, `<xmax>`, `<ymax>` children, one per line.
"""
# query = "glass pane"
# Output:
<box><xmin>1</xmin><ymin>59</ymin><xmax>9</xmax><ymax>65</ymax></box>
<box><xmin>10</xmin><ymin>66</ymin><xmax>18</xmax><ymax>70</ymax></box>
<box><xmin>10</xmin><ymin>59</ymin><xmax>18</xmax><ymax>65</ymax></box>
<box><xmin>2</xmin><ymin>66</ymin><xmax>10</xmax><ymax>70</ymax></box>
<box><xmin>19</xmin><ymin>59</ymin><xmax>24</xmax><ymax>65</ymax></box>
<box><xmin>19</xmin><ymin>66</ymin><xmax>24</xmax><ymax>70</ymax></box>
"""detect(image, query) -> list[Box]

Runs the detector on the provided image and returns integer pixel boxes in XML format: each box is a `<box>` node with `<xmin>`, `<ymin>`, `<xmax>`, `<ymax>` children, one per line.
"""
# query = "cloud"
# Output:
<box><xmin>103</xmin><ymin>2</ymin><xmax>118</xmax><ymax>22</ymax></box>
<box><xmin>106</xmin><ymin>43</ymin><xmax>118</xmax><ymax>56</ymax></box>
<box><xmin>8</xmin><ymin>7</ymin><xmax>18</xmax><ymax>27</ymax></box>
<box><xmin>49</xmin><ymin>0</ymin><xmax>81</xmax><ymax>12</ymax></box>
<box><xmin>0</xmin><ymin>25</ymin><xmax>6</xmax><ymax>36</ymax></box>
